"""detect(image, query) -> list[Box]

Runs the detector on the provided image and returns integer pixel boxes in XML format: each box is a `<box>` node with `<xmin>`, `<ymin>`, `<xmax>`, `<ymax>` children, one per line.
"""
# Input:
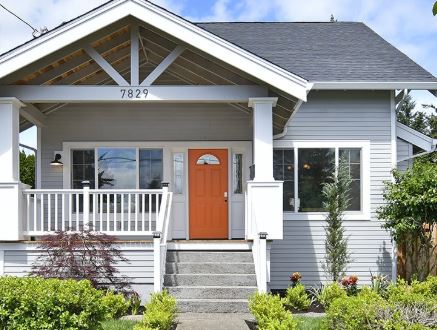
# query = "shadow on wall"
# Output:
<box><xmin>269</xmin><ymin>219</ymin><xmax>321</xmax><ymax>290</ymax></box>
<box><xmin>377</xmin><ymin>240</ymin><xmax>392</xmax><ymax>279</ymax></box>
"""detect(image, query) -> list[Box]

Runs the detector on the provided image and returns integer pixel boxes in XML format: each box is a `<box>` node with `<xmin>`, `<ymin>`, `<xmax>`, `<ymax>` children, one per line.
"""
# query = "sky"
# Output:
<box><xmin>0</xmin><ymin>0</ymin><xmax>436</xmax><ymax>149</ymax></box>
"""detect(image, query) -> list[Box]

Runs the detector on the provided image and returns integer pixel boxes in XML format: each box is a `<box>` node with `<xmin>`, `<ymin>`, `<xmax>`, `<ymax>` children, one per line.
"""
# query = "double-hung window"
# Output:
<box><xmin>273</xmin><ymin>141</ymin><xmax>369</xmax><ymax>218</ymax></box>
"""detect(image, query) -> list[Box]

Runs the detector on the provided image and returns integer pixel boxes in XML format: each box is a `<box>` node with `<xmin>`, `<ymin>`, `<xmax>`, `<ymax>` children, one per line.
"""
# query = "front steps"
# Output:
<box><xmin>164</xmin><ymin>248</ymin><xmax>257</xmax><ymax>313</ymax></box>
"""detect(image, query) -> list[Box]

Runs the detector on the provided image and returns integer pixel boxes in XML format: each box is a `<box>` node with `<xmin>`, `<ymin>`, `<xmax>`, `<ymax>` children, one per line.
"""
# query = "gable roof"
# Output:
<box><xmin>397</xmin><ymin>122</ymin><xmax>437</xmax><ymax>152</ymax></box>
<box><xmin>198</xmin><ymin>22</ymin><xmax>437</xmax><ymax>83</ymax></box>
<box><xmin>0</xmin><ymin>0</ymin><xmax>310</xmax><ymax>101</ymax></box>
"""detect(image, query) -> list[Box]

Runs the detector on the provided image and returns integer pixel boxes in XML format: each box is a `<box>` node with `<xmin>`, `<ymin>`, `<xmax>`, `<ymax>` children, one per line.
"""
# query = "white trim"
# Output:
<box><xmin>36</xmin><ymin>127</ymin><xmax>42</xmax><ymax>189</ymax></box>
<box><xmin>141</xmin><ymin>45</ymin><xmax>185</xmax><ymax>86</ymax></box>
<box><xmin>0</xmin><ymin>242</ymin><xmax>153</xmax><ymax>251</ymax></box>
<box><xmin>0</xmin><ymin>85</ymin><xmax>267</xmax><ymax>103</ymax></box>
<box><xmin>312</xmin><ymin>81</ymin><xmax>437</xmax><ymax>92</ymax></box>
<box><xmin>390</xmin><ymin>91</ymin><xmax>398</xmax><ymax>282</ymax></box>
<box><xmin>0</xmin><ymin>0</ymin><xmax>310</xmax><ymax>100</ymax></box>
<box><xmin>273</xmin><ymin>140</ymin><xmax>371</xmax><ymax>221</ymax></box>
<box><xmin>396</xmin><ymin>121</ymin><xmax>436</xmax><ymax>152</ymax></box>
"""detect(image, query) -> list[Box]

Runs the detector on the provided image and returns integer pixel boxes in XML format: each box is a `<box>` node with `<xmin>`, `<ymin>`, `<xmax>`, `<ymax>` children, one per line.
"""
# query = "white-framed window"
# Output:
<box><xmin>71</xmin><ymin>147</ymin><xmax>163</xmax><ymax>189</ymax></box>
<box><xmin>273</xmin><ymin>140</ymin><xmax>370</xmax><ymax>220</ymax></box>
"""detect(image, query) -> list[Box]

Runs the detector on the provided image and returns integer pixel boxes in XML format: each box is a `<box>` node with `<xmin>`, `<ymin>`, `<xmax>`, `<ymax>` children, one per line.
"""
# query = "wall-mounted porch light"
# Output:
<box><xmin>50</xmin><ymin>153</ymin><xmax>63</xmax><ymax>166</ymax></box>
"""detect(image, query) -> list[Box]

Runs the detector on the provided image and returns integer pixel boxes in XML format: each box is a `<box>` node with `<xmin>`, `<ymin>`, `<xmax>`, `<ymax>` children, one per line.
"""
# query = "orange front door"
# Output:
<box><xmin>189</xmin><ymin>149</ymin><xmax>228</xmax><ymax>239</ymax></box>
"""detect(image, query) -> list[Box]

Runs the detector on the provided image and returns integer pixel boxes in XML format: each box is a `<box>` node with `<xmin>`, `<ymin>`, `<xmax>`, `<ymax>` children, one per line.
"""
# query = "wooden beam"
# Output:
<box><xmin>83</xmin><ymin>45</ymin><xmax>129</xmax><ymax>86</ymax></box>
<box><xmin>130</xmin><ymin>24</ymin><xmax>140</xmax><ymax>86</ymax></box>
<box><xmin>0</xmin><ymin>85</ymin><xmax>267</xmax><ymax>103</ymax></box>
<box><xmin>20</xmin><ymin>104</ymin><xmax>47</xmax><ymax>127</ymax></box>
<box><xmin>141</xmin><ymin>46</ymin><xmax>185</xmax><ymax>86</ymax></box>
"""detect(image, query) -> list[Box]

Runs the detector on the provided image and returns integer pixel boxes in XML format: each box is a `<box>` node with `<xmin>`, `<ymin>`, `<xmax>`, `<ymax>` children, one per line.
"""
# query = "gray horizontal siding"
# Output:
<box><xmin>40</xmin><ymin>103</ymin><xmax>251</xmax><ymax>189</ymax></box>
<box><xmin>2</xmin><ymin>242</ymin><xmax>154</xmax><ymax>300</ymax></box>
<box><xmin>397</xmin><ymin>138</ymin><xmax>413</xmax><ymax>172</ymax></box>
<box><xmin>272</xmin><ymin>91</ymin><xmax>393</xmax><ymax>288</ymax></box>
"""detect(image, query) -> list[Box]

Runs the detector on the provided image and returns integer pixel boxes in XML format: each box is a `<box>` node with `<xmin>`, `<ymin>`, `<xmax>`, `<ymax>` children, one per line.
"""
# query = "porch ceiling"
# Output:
<box><xmin>0</xmin><ymin>17</ymin><xmax>299</xmax><ymax>135</ymax></box>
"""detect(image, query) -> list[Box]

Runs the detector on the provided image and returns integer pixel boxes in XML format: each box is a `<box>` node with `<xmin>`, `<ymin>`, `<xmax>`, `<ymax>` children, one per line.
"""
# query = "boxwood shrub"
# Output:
<box><xmin>0</xmin><ymin>276</ymin><xmax>107</xmax><ymax>330</ymax></box>
<box><xmin>134</xmin><ymin>290</ymin><xmax>176</xmax><ymax>330</ymax></box>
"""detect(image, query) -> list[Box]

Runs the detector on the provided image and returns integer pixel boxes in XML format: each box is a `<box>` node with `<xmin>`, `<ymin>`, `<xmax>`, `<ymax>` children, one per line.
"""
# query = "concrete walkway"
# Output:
<box><xmin>175</xmin><ymin>313</ymin><xmax>255</xmax><ymax>330</ymax></box>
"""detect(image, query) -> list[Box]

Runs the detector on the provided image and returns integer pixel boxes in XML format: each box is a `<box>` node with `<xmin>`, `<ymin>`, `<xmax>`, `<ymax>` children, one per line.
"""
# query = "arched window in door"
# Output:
<box><xmin>196</xmin><ymin>154</ymin><xmax>220</xmax><ymax>165</ymax></box>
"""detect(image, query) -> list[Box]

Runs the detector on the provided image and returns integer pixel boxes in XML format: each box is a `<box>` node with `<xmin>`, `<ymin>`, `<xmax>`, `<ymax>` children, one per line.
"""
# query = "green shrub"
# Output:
<box><xmin>323</xmin><ymin>289</ymin><xmax>388</xmax><ymax>330</ymax></box>
<box><xmin>0</xmin><ymin>276</ymin><xmax>106</xmax><ymax>330</ymax></box>
<box><xmin>318</xmin><ymin>282</ymin><xmax>347</xmax><ymax>308</ymax></box>
<box><xmin>249</xmin><ymin>292</ymin><xmax>298</xmax><ymax>330</ymax></box>
<box><xmin>134</xmin><ymin>290</ymin><xmax>176</xmax><ymax>330</ymax></box>
<box><xmin>101</xmin><ymin>290</ymin><xmax>130</xmax><ymax>319</ymax></box>
<box><xmin>129</xmin><ymin>292</ymin><xmax>142</xmax><ymax>315</ymax></box>
<box><xmin>284</xmin><ymin>283</ymin><xmax>311</xmax><ymax>311</ymax></box>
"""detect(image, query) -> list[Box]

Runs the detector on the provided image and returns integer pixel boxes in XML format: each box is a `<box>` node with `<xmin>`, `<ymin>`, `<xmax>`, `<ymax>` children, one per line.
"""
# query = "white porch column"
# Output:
<box><xmin>0</xmin><ymin>98</ymin><xmax>25</xmax><ymax>240</ymax></box>
<box><xmin>249</xmin><ymin>97</ymin><xmax>277</xmax><ymax>181</ymax></box>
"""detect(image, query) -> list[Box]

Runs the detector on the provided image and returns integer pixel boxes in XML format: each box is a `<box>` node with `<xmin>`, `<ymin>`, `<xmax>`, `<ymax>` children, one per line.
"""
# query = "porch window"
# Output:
<box><xmin>273</xmin><ymin>146</ymin><xmax>363</xmax><ymax>213</ymax></box>
<box><xmin>232</xmin><ymin>154</ymin><xmax>243</xmax><ymax>194</ymax></box>
<box><xmin>98</xmin><ymin>148</ymin><xmax>136</xmax><ymax>189</ymax></box>
<box><xmin>72</xmin><ymin>150</ymin><xmax>95</xmax><ymax>189</ymax></box>
<box><xmin>273</xmin><ymin>149</ymin><xmax>294</xmax><ymax>211</ymax></box>
<box><xmin>139</xmin><ymin>149</ymin><xmax>163</xmax><ymax>189</ymax></box>
<box><xmin>173</xmin><ymin>153</ymin><xmax>184</xmax><ymax>194</ymax></box>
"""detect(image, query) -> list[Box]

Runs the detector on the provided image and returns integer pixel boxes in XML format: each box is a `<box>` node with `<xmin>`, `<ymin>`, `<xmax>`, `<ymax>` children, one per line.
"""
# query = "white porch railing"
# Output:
<box><xmin>22</xmin><ymin>185</ymin><xmax>172</xmax><ymax>236</ymax></box>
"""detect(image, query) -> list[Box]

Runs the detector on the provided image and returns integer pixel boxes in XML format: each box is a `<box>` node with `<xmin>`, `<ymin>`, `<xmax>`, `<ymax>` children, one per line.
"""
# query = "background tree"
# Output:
<box><xmin>378</xmin><ymin>160</ymin><xmax>437</xmax><ymax>281</ymax></box>
<box><xmin>322</xmin><ymin>158</ymin><xmax>352</xmax><ymax>281</ymax></box>
<box><xmin>433</xmin><ymin>1</ymin><xmax>437</xmax><ymax>16</ymax></box>
<box><xmin>19</xmin><ymin>151</ymin><xmax>35</xmax><ymax>188</ymax></box>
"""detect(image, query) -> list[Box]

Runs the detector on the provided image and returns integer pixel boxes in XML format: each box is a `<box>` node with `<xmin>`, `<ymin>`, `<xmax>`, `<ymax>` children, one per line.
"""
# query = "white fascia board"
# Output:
<box><xmin>396</xmin><ymin>121</ymin><xmax>434</xmax><ymax>152</ymax></box>
<box><xmin>312</xmin><ymin>81</ymin><xmax>437</xmax><ymax>92</ymax></box>
<box><xmin>0</xmin><ymin>0</ymin><xmax>310</xmax><ymax>101</ymax></box>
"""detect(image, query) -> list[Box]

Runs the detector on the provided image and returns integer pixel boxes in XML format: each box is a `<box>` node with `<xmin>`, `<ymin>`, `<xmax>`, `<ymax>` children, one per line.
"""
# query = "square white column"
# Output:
<box><xmin>249</xmin><ymin>97</ymin><xmax>277</xmax><ymax>181</ymax></box>
<box><xmin>0</xmin><ymin>97</ymin><xmax>24</xmax><ymax>241</ymax></box>
<box><xmin>0</xmin><ymin>98</ymin><xmax>23</xmax><ymax>182</ymax></box>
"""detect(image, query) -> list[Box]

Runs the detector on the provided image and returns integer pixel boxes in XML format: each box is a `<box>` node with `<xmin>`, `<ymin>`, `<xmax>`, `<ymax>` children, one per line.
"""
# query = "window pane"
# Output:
<box><xmin>298</xmin><ymin>148</ymin><xmax>335</xmax><ymax>212</ymax></box>
<box><xmin>232</xmin><ymin>154</ymin><xmax>243</xmax><ymax>194</ymax></box>
<box><xmin>273</xmin><ymin>148</ymin><xmax>295</xmax><ymax>211</ymax></box>
<box><xmin>71</xmin><ymin>149</ymin><xmax>95</xmax><ymax>187</ymax></box>
<box><xmin>98</xmin><ymin>148</ymin><xmax>136</xmax><ymax>189</ymax></box>
<box><xmin>196</xmin><ymin>154</ymin><xmax>220</xmax><ymax>165</ymax></box>
<box><xmin>140</xmin><ymin>149</ymin><xmax>163</xmax><ymax>189</ymax></box>
<box><xmin>173</xmin><ymin>153</ymin><xmax>184</xmax><ymax>194</ymax></box>
<box><xmin>340</xmin><ymin>148</ymin><xmax>361</xmax><ymax>211</ymax></box>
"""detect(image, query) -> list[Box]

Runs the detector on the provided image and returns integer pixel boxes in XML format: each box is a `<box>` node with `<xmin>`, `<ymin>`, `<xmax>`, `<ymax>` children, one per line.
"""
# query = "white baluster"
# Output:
<box><xmin>128</xmin><ymin>194</ymin><xmax>132</xmax><ymax>231</ymax></box>
<box><xmin>40</xmin><ymin>194</ymin><xmax>44</xmax><ymax>232</ymax></box>
<box><xmin>142</xmin><ymin>193</ymin><xmax>145</xmax><ymax>231</ymax></box>
<box><xmin>82</xmin><ymin>181</ymin><xmax>90</xmax><ymax>231</ymax></box>
<box><xmin>48</xmin><ymin>194</ymin><xmax>51</xmax><ymax>231</ymax></box>
<box><xmin>62</xmin><ymin>194</ymin><xmax>66</xmax><ymax>231</ymax></box>
<box><xmin>54</xmin><ymin>194</ymin><xmax>58</xmax><ymax>231</ymax></box>
<box><xmin>135</xmin><ymin>194</ymin><xmax>139</xmax><ymax>232</ymax></box>
<box><xmin>148</xmin><ymin>193</ymin><xmax>152</xmax><ymax>232</ymax></box>
<box><xmin>33</xmin><ymin>193</ymin><xmax>37</xmax><ymax>232</ymax></box>
<box><xmin>121</xmin><ymin>194</ymin><xmax>125</xmax><ymax>231</ymax></box>
<box><xmin>114</xmin><ymin>193</ymin><xmax>117</xmax><ymax>232</ymax></box>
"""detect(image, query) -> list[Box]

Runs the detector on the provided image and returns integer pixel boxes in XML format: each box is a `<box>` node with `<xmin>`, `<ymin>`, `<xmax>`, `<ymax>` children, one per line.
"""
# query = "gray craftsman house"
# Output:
<box><xmin>0</xmin><ymin>0</ymin><xmax>436</xmax><ymax>312</ymax></box>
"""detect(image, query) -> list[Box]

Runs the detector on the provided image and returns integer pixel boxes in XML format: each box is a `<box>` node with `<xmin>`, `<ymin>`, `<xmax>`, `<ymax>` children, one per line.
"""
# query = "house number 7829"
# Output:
<box><xmin>120</xmin><ymin>88</ymin><xmax>149</xmax><ymax>99</ymax></box>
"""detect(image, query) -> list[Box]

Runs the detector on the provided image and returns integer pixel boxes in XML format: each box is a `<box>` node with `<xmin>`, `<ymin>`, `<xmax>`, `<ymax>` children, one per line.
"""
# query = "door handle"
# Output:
<box><xmin>224</xmin><ymin>192</ymin><xmax>228</xmax><ymax>202</ymax></box>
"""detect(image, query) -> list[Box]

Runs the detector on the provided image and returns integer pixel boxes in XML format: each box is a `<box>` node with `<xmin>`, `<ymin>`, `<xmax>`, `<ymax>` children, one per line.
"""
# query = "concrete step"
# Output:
<box><xmin>166</xmin><ymin>262</ymin><xmax>255</xmax><ymax>275</ymax></box>
<box><xmin>166</xmin><ymin>251</ymin><xmax>253</xmax><ymax>263</ymax></box>
<box><xmin>164</xmin><ymin>274</ymin><xmax>257</xmax><ymax>287</ymax></box>
<box><xmin>167</xmin><ymin>286</ymin><xmax>257</xmax><ymax>299</ymax></box>
<box><xmin>177</xmin><ymin>299</ymin><xmax>249</xmax><ymax>313</ymax></box>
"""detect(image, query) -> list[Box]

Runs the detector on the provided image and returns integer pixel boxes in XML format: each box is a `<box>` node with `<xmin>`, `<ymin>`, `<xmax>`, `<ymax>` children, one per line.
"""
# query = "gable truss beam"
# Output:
<box><xmin>20</xmin><ymin>104</ymin><xmax>47</xmax><ymax>127</ymax></box>
<box><xmin>130</xmin><ymin>23</ymin><xmax>140</xmax><ymax>86</ymax></box>
<box><xmin>0</xmin><ymin>85</ymin><xmax>267</xmax><ymax>103</ymax></box>
<box><xmin>141</xmin><ymin>45</ymin><xmax>185</xmax><ymax>86</ymax></box>
<box><xmin>84</xmin><ymin>44</ymin><xmax>129</xmax><ymax>86</ymax></box>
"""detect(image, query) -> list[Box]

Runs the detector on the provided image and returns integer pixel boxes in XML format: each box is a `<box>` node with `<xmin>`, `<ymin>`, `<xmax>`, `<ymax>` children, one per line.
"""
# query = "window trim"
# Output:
<box><xmin>273</xmin><ymin>140</ymin><xmax>371</xmax><ymax>221</ymax></box>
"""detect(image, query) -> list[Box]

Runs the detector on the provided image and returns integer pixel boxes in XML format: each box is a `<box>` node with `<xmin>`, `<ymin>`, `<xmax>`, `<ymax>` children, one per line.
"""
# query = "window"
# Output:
<box><xmin>173</xmin><ymin>153</ymin><xmax>184</xmax><ymax>194</ymax></box>
<box><xmin>273</xmin><ymin>144</ymin><xmax>365</xmax><ymax>214</ymax></box>
<box><xmin>140</xmin><ymin>149</ymin><xmax>163</xmax><ymax>189</ymax></box>
<box><xmin>71</xmin><ymin>148</ymin><xmax>163</xmax><ymax>189</ymax></box>
<box><xmin>98</xmin><ymin>148</ymin><xmax>136</xmax><ymax>189</ymax></box>
<box><xmin>232</xmin><ymin>154</ymin><xmax>243</xmax><ymax>194</ymax></box>
<box><xmin>72</xmin><ymin>150</ymin><xmax>95</xmax><ymax>189</ymax></box>
<box><xmin>196</xmin><ymin>154</ymin><xmax>220</xmax><ymax>165</ymax></box>
<box><xmin>298</xmin><ymin>148</ymin><xmax>335</xmax><ymax>212</ymax></box>
<box><xmin>340</xmin><ymin>148</ymin><xmax>361</xmax><ymax>211</ymax></box>
<box><xmin>273</xmin><ymin>149</ymin><xmax>294</xmax><ymax>211</ymax></box>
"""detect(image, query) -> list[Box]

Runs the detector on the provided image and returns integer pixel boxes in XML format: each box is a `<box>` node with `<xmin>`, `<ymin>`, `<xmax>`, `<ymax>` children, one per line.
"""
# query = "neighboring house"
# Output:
<box><xmin>0</xmin><ymin>0</ymin><xmax>436</xmax><ymax>312</ymax></box>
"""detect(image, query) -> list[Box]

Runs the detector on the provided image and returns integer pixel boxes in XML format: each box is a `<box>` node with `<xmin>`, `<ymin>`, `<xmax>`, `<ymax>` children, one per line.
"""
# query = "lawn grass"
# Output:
<box><xmin>295</xmin><ymin>315</ymin><xmax>325</xmax><ymax>330</ymax></box>
<box><xmin>101</xmin><ymin>319</ymin><xmax>138</xmax><ymax>330</ymax></box>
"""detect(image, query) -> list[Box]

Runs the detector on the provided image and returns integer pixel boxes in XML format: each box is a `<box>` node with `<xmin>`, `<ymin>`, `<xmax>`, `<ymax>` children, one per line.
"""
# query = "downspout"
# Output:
<box><xmin>273</xmin><ymin>100</ymin><xmax>303</xmax><ymax>140</ymax></box>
